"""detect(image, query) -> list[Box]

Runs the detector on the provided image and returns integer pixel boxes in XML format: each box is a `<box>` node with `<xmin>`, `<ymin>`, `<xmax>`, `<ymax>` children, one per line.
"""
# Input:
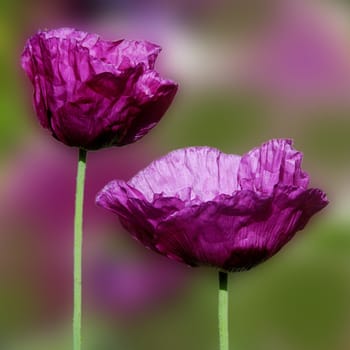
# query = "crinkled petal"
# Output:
<box><xmin>102</xmin><ymin>186</ymin><xmax>327</xmax><ymax>271</ymax></box>
<box><xmin>153</xmin><ymin>191</ymin><xmax>273</xmax><ymax>268</ymax></box>
<box><xmin>115</xmin><ymin>71</ymin><xmax>178</xmax><ymax>145</ymax></box>
<box><xmin>21</xmin><ymin>27</ymin><xmax>174</xmax><ymax>150</ymax></box>
<box><xmin>96</xmin><ymin>180</ymin><xmax>186</xmax><ymax>248</ymax></box>
<box><xmin>31</xmin><ymin>28</ymin><xmax>161</xmax><ymax>70</ymax></box>
<box><xmin>96</xmin><ymin>179</ymin><xmax>185</xmax><ymax>221</ymax></box>
<box><xmin>92</xmin><ymin>39</ymin><xmax>161</xmax><ymax>70</ymax></box>
<box><xmin>33</xmin><ymin>75</ymin><xmax>50</xmax><ymax>128</ymax></box>
<box><xmin>129</xmin><ymin>147</ymin><xmax>241</xmax><ymax>201</ymax></box>
<box><xmin>239</xmin><ymin>139</ymin><xmax>309</xmax><ymax>194</ymax></box>
<box><xmin>96</xmin><ymin>141</ymin><xmax>329</xmax><ymax>272</ymax></box>
<box><xmin>39</xmin><ymin>28</ymin><xmax>96</xmax><ymax>42</ymax></box>
<box><xmin>49</xmin><ymin>65</ymin><xmax>146</xmax><ymax>149</ymax></box>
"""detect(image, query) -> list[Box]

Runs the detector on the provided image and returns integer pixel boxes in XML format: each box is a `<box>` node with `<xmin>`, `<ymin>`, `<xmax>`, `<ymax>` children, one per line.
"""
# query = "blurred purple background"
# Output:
<box><xmin>1</xmin><ymin>0</ymin><xmax>350</xmax><ymax>349</ymax></box>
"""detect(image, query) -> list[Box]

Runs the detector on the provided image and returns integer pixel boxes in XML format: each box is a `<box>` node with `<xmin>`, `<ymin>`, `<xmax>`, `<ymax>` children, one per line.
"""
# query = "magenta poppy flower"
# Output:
<box><xmin>21</xmin><ymin>27</ymin><xmax>178</xmax><ymax>150</ymax></box>
<box><xmin>96</xmin><ymin>139</ymin><xmax>328</xmax><ymax>271</ymax></box>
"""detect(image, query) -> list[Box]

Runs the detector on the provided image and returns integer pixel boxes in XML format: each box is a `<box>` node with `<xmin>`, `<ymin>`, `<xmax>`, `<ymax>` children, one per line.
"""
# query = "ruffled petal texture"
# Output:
<box><xmin>21</xmin><ymin>27</ymin><xmax>178</xmax><ymax>150</ymax></box>
<box><xmin>96</xmin><ymin>139</ymin><xmax>329</xmax><ymax>271</ymax></box>
<box><xmin>238</xmin><ymin>139</ymin><xmax>310</xmax><ymax>194</ymax></box>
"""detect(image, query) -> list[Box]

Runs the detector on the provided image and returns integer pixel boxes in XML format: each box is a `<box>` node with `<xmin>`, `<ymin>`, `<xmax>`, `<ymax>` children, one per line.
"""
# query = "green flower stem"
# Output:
<box><xmin>73</xmin><ymin>148</ymin><xmax>87</xmax><ymax>350</ymax></box>
<box><xmin>218</xmin><ymin>271</ymin><xmax>229</xmax><ymax>350</ymax></box>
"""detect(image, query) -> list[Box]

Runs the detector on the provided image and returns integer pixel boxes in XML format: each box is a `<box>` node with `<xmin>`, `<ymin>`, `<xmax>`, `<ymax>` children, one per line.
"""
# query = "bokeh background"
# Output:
<box><xmin>1</xmin><ymin>0</ymin><xmax>350</xmax><ymax>349</ymax></box>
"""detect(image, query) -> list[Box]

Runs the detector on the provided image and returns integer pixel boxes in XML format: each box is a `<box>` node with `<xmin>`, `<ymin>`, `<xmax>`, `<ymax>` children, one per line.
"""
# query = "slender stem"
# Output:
<box><xmin>218</xmin><ymin>271</ymin><xmax>229</xmax><ymax>350</ymax></box>
<box><xmin>73</xmin><ymin>148</ymin><xmax>87</xmax><ymax>350</ymax></box>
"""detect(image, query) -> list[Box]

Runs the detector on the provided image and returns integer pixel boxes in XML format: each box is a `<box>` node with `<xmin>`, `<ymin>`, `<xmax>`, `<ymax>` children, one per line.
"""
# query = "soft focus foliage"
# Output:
<box><xmin>1</xmin><ymin>0</ymin><xmax>350</xmax><ymax>349</ymax></box>
<box><xmin>0</xmin><ymin>139</ymin><xmax>188</xmax><ymax>327</ymax></box>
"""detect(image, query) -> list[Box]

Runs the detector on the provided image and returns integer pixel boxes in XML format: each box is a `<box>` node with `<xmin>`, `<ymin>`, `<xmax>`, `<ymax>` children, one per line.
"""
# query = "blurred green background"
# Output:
<box><xmin>1</xmin><ymin>0</ymin><xmax>350</xmax><ymax>349</ymax></box>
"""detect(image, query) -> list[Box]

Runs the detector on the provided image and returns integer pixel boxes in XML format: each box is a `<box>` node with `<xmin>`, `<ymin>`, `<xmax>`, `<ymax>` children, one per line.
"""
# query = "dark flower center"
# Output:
<box><xmin>224</xmin><ymin>247</ymin><xmax>270</xmax><ymax>271</ymax></box>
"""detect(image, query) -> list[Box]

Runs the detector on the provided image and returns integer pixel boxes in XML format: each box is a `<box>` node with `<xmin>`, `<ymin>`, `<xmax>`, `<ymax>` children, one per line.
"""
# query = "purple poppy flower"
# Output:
<box><xmin>96</xmin><ymin>139</ymin><xmax>328</xmax><ymax>272</ymax></box>
<box><xmin>21</xmin><ymin>27</ymin><xmax>178</xmax><ymax>150</ymax></box>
